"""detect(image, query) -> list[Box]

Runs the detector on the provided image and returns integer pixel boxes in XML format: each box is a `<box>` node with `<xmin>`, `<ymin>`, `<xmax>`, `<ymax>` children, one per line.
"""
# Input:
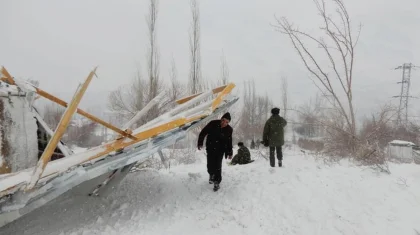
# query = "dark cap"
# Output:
<box><xmin>271</xmin><ymin>108</ymin><xmax>280</xmax><ymax>115</ymax></box>
<box><xmin>221</xmin><ymin>112</ymin><xmax>231</xmax><ymax>121</ymax></box>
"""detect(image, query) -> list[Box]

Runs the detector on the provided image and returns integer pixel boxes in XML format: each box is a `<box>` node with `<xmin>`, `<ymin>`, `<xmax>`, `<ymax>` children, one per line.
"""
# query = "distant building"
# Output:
<box><xmin>387</xmin><ymin>140</ymin><xmax>417</xmax><ymax>163</ymax></box>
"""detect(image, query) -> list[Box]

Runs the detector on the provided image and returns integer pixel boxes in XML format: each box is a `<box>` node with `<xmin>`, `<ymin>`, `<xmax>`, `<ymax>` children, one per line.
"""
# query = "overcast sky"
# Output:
<box><xmin>1</xmin><ymin>0</ymin><xmax>419</xmax><ymax>121</ymax></box>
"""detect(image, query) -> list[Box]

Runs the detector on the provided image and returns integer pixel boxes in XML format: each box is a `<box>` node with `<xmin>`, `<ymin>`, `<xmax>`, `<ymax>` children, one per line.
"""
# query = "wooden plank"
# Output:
<box><xmin>86</xmin><ymin>118</ymin><xmax>188</xmax><ymax>162</ymax></box>
<box><xmin>22</xmin><ymin>83</ymin><xmax>234</xmax><ymax>183</ymax></box>
<box><xmin>34</xmin><ymin>87</ymin><xmax>137</xmax><ymax>140</ymax></box>
<box><xmin>0</xmin><ymin>67</ymin><xmax>136</xmax><ymax>140</ymax></box>
<box><xmin>32</xmin><ymin>109</ymin><xmax>71</xmax><ymax>157</ymax></box>
<box><xmin>0</xmin><ymin>82</ymin><xmax>236</xmax><ymax>195</ymax></box>
<box><xmin>0</xmin><ymin>67</ymin><xmax>16</xmax><ymax>85</ymax></box>
<box><xmin>122</xmin><ymin>91</ymin><xmax>166</xmax><ymax>131</ymax></box>
<box><xmin>175</xmin><ymin>85</ymin><xmax>227</xmax><ymax>104</ymax></box>
<box><xmin>83</xmin><ymin>84</ymin><xmax>236</xmax><ymax>164</ymax></box>
<box><xmin>26</xmin><ymin>68</ymin><xmax>97</xmax><ymax>190</ymax></box>
<box><xmin>211</xmin><ymin>83</ymin><xmax>235</xmax><ymax>111</ymax></box>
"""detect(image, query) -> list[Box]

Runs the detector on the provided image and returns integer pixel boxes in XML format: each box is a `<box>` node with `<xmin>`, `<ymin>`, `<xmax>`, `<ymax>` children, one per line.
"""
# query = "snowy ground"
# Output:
<box><xmin>1</xmin><ymin>148</ymin><xmax>420</xmax><ymax>235</ymax></box>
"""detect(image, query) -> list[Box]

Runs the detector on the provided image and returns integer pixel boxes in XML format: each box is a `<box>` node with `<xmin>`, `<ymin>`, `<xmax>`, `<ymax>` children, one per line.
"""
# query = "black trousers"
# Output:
<box><xmin>269</xmin><ymin>146</ymin><xmax>283</xmax><ymax>166</ymax></box>
<box><xmin>206</xmin><ymin>149</ymin><xmax>224</xmax><ymax>184</ymax></box>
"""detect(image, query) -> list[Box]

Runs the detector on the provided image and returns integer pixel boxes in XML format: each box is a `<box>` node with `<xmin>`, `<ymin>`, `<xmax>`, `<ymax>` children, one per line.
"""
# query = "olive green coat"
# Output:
<box><xmin>231</xmin><ymin>146</ymin><xmax>251</xmax><ymax>165</ymax></box>
<box><xmin>262</xmin><ymin>114</ymin><xmax>287</xmax><ymax>147</ymax></box>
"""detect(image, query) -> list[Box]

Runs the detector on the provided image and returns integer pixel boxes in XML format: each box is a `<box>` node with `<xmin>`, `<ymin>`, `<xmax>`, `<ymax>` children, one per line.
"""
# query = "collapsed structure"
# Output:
<box><xmin>0</xmin><ymin>66</ymin><xmax>238</xmax><ymax>227</ymax></box>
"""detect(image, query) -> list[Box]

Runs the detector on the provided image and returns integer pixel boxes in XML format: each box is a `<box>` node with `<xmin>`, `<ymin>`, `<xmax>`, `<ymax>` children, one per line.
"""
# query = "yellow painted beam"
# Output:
<box><xmin>86</xmin><ymin>118</ymin><xmax>189</xmax><ymax>162</ymax></box>
<box><xmin>34</xmin><ymin>87</ymin><xmax>137</xmax><ymax>140</ymax></box>
<box><xmin>19</xmin><ymin>82</ymin><xmax>235</xmax><ymax>188</ymax></box>
<box><xmin>211</xmin><ymin>83</ymin><xmax>235</xmax><ymax>111</ymax></box>
<box><xmin>82</xmin><ymin>84</ymin><xmax>236</xmax><ymax>164</ymax></box>
<box><xmin>0</xmin><ymin>67</ymin><xmax>136</xmax><ymax>140</ymax></box>
<box><xmin>26</xmin><ymin>68</ymin><xmax>97</xmax><ymax>190</ymax></box>
<box><xmin>0</xmin><ymin>67</ymin><xmax>16</xmax><ymax>85</ymax></box>
<box><xmin>175</xmin><ymin>85</ymin><xmax>228</xmax><ymax>104</ymax></box>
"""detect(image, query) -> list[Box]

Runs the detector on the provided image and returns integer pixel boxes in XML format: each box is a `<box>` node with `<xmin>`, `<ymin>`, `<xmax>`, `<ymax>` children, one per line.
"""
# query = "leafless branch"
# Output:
<box><xmin>281</xmin><ymin>76</ymin><xmax>289</xmax><ymax>118</ymax></box>
<box><xmin>220</xmin><ymin>51</ymin><xmax>229</xmax><ymax>85</ymax></box>
<box><xmin>189</xmin><ymin>0</ymin><xmax>202</xmax><ymax>94</ymax></box>
<box><xmin>273</xmin><ymin>0</ymin><xmax>361</xmax><ymax>154</ymax></box>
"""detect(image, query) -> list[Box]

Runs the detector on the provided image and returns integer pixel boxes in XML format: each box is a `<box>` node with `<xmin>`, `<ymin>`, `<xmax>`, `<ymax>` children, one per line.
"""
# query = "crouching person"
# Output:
<box><xmin>230</xmin><ymin>142</ymin><xmax>254</xmax><ymax>165</ymax></box>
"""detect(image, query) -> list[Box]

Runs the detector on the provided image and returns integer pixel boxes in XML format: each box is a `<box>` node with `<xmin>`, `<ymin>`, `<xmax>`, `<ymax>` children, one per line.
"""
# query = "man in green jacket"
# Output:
<box><xmin>262</xmin><ymin>107</ymin><xmax>287</xmax><ymax>167</ymax></box>
<box><xmin>229</xmin><ymin>142</ymin><xmax>253</xmax><ymax>165</ymax></box>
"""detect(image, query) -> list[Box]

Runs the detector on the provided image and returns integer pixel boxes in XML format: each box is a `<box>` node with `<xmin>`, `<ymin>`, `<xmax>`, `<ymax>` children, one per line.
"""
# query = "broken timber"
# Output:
<box><xmin>0</xmin><ymin>66</ymin><xmax>239</xmax><ymax>227</ymax></box>
<box><xmin>27</xmin><ymin>67</ymin><xmax>98</xmax><ymax>190</ymax></box>
<box><xmin>0</xmin><ymin>66</ymin><xmax>137</xmax><ymax>141</ymax></box>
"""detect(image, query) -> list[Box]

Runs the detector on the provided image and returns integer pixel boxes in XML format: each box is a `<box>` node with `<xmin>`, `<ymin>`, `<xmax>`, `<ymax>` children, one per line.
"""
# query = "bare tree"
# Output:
<box><xmin>66</xmin><ymin>117</ymin><xmax>102</xmax><ymax>147</ymax></box>
<box><xmin>189</xmin><ymin>0</ymin><xmax>202</xmax><ymax>94</ymax></box>
<box><xmin>147</xmin><ymin>0</ymin><xmax>160</xmax><ymax>101</ymax></box>
<box><xmin>145</xmin><ymin>0</ymin><xmax>163</xmax><ymax>121</ymax></box>
<box><xmin>359</xmin><ymin>104</ymin><xmax>397</xmax><ymax>149</ymax></box>
<box><xmin>238</xmin><ymin>80</ymin><xmax>273</xmax><ymax>144</ymax></box>
<box><xmin>274</xmin><ymin>0</ymin><xmax>361</xmax><ymax>153</ymax></box>
<box><xmin>164</xmin><ymin>57</ymin><xmax>185</xmax><ymax>110</ymax></box>
<box><xmin>295</xmin><ymin>93</ymin><xmax>325</xmax><ymax>137</ymax></box>
<box><xmin>220</xmin><ymin>51</ymin><xmax>229</xmax><ymax>85</ymax></box>
<box><xmin>169</xmin><ymin>57</ymin><xmax>182</xmax><ymax>101</ymax></box>
<box><xmin>43</xmin><ymin>103</ymin><xmax>66</xmax><ymax>130</ymax></box>
<box><xmin>281</xmin><ymin>76</ymin><xmax>289</xmax><ymax>119</ymax></box>
<box><xmin>108</xmin><ymin>70</ymin><xmax>150</xmax><ymax>125</ymax></box>
<box><xmin>354</xmin><ymin>104</ymin><xmax>398</xmax><ymax>173</ymax></box>
<box><xmin>107</xmin><ymin>0</ymin><xmax>164</xmax><ymax>127</ymax></box>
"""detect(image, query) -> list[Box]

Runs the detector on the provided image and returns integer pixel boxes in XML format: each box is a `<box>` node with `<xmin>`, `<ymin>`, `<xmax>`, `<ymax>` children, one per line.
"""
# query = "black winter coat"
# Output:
<box><xmin>197</xmin><ymin>120</ymin><xmax>233</xmax><ymax>157</ymax></box>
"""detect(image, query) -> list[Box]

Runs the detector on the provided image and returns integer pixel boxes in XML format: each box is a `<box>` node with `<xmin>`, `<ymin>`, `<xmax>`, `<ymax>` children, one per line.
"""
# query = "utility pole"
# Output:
<box><xmin>393</xmin><ymin>63</ymin><xmax>418</xmax><ymax>127</ymax></box>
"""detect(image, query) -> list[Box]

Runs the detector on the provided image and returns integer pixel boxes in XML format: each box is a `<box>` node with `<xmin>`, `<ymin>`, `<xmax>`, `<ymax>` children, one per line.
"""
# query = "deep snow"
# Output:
<box><xmin>0</xmin><ymin>148</ymin><xmax>419</xmax><ymax>235</ymax></box>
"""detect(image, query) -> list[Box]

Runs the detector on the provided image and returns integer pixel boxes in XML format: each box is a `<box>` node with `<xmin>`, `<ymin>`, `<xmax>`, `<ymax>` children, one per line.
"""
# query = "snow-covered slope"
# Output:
<box><xmin>1</xmin><ymin>148</ymin><xmax>419</xmax><ymax>235</ymax></box>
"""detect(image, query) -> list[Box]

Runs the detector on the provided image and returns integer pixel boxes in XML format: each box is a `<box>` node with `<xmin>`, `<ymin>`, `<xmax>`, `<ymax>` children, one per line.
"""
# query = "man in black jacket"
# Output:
<box><xmin>197</xmin><ymin>112</ymin><xmax>233</xmax><ymax>191</ymax></box>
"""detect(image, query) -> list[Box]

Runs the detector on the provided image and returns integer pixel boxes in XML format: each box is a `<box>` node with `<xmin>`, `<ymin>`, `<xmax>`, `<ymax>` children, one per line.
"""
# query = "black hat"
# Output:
<box><xmin>221</xmin><ymin>112</ymin><xmax>231</xmax><ymax>121</ymax></box>
<box><xmin>238</xmin><ymin>142</ymin><xmax>244</xmax><ymax>147</ymax></box>
<box><xmin>271</xmin><ymin>108</ymin><xmax>280</xmax><ymax>115</ymax></box>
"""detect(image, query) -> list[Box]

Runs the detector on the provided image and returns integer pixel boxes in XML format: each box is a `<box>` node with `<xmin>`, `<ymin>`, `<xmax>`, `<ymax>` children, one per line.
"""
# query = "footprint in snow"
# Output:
<box><xmin>188</xmin><ymin>172</ymin><xmax>202</xmax><ymax>181</ymax></box>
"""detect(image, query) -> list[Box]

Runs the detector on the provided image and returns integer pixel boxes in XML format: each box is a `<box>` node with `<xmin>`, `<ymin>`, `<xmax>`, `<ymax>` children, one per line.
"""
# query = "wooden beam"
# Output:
<box><xmin>86</xmin><ymin>118</ymin><xmax>189</xmax><ymax>162</ymax></box>
<box><xmin>175</xmin><ymin>85</ymin><xmax>228</xmax><ymax>104</ymax></box>
<box><xmin>32</xmin><ymin>109</ymin><xmax>71</xmax><ymax>157</ymax></box>
<box><xmin>211</xmin><ymin>83</ymin><xmax>235</xmax><ymax>111</ymax></box>
<box><xmin>122</xmin><ymin>91</ymin><xmax>166</xmax><ymax>131</ymax></box>
<box><xmin>26</xmin><ymin>68</ymin><xmax>97</xmax><ymax>190</ymax></box>
<box><xmin>84</xmin><ymin>85</ymin><xmax>235</xmax><ymax>164</ymax></box>
<box><xmin>34</xmin><ymin>86</ymin><xmax>137</xmax><ymax>140</ymax></box>
<box><xmin>0</xmin><ymin>83</ymin><xmax>237</xmax><ymax>194</ymax></box>
<box><xmin>0</xmin><ymin>67</ymin><xmax>136</xmax><ymax>140</ymax></box>
<box><xmin>0</xmin><ymin>67</ymin><xmax>16</xmax><ymax>85</ymax></box>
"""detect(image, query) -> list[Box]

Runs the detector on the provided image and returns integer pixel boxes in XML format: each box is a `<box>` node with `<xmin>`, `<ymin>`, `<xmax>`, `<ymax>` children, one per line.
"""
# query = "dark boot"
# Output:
<box><xmin>277</xmin><ymin>146</ymin><xmax>283</xmax><ymax>167</ymax></box>
<box><xmin>209</xmin><ymin>175</ymin><xmax>214</xmax><ymax>184</ymax></box>
<box><xmin>213</xmin><ymin>182</ymin><xmax>220</xmax><ymax>191</ymax></box>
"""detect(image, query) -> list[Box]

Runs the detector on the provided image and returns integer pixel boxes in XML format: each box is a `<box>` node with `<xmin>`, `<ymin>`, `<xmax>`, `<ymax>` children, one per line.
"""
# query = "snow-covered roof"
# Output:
<box><xmin>389</xmin><ymin>140</ymin><xmax>415</xmax><ymax>146</ymax></box>
<box><xmin>0</xmin><ymin>81</ymin><xmax>22</xmax><ymax>96</ymax></box>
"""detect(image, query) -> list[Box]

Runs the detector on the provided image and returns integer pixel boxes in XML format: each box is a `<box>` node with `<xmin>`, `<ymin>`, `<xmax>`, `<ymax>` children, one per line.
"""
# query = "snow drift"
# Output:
<box><xmin>0</xmin><ymin>148</ymin><xmax>419</xmax><ymax>235</ymax></box>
